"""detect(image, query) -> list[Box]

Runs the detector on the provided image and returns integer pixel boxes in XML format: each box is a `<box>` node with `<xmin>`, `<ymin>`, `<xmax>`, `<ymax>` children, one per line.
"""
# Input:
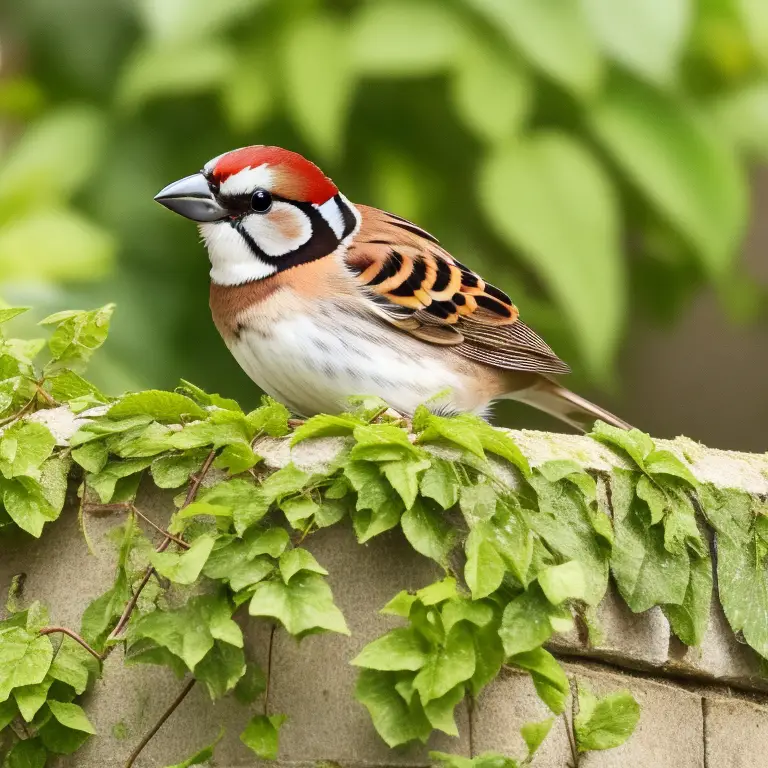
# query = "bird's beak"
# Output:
<box><xmin>154</xmin><ymin>173</ymin><xmax>228</xmax><ymax>222</ymax></box>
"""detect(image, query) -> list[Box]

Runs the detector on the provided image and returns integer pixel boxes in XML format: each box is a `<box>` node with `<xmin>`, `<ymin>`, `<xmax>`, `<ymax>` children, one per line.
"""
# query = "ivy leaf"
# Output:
<box><xmin>38</xmin><ymin>715</ymin><xmax>91</xmax><ymax>754</ymax></box>
<box><xmin>129</xmin><ymin>594</ymin><xmax>242</xmax><ymax>671</ymax></box>
<box><xmin>197</xmin><ymin>478</ymin><xmax>264</xmax><ymax>535</ymax></box>
<box><xmin>234</xmin><ymin>661</ymin><xmax>267</xmax><ymax>705</ymax></box>
<box><xmin>213</xmin><ymin>442</ymin><xmax>260</xmax><ymax>474</ymax></box>
<box><xmin>279</xmin><ymin>548</ymin><xmax>328</xmax><ymax>583</ymax></box>
<box><xmin>413</xmin><ymin>623</ymin><xmax>475</xmax><ymax>704</ymax></box>
<box><xmin>87</xmin><ymin>458</ymin><xmax>153</xmax><ymax>504</ymax></box>
<box><xmin>0</xmin><ymin>626</ymin><xmax>53</xmax><ymax>702</ymax></box>
<box><xmin>468</xmin><ymin>621</ymin><xmax>505</xmax><ymax>698</ymax></box>
<box><xmin>71</xmin><ymin>440</ymin><xmax>108</xmax><ymax>474</ymax></box>
<box><xmin>521</xmin><ymin>717</ymin><xmax>554</xmax><ymax>759</ymax></box>
<box><xmin>246</xmin><ymin>395</ymin><xmax>290</xmax><ymax>437</ymax></box>
<box><xmin>423</xmin><ymin>682</ymin><xmax>465</xmax><ymax>736</ymax></box>
<box><xmin>643</xmin><ymin>449</ymin><xmax>696</xmax><ymax>486</ymax></box>
<box><xmin>162</xmin><ymin>727</ymin><xmax>225</xmax><ymax>767</ymax></box>
<box><xmin>415</xmin><ymin>409</ymin><xmax>485</xmax><ymax>457</ymax></box>
<box><xmin>150</xmin><ymin>534</ymin><xmax>216</xmax><ymax>585</ymax></box>
<box><xmin>508</xmin><ymin>648</ymin><xmax>568</xmax><ymax>714</ymax></box>
<box><xmin>48</xmin><ymin>636</ymin><xmax>96</xmax><ymax>694</ymax></box>
<box><xmin>40</xmin><ymin>304</ymin><xmax>114</xmax><ymax>369</ymax></box>
<box><xmin>248</xmin><ymin>572</ymin><xmax>348</xmax><ymax>638</ymax></box>
<box><xmin>3</xmin><ymin>738</ymin><xmax>47</xmax><ymax>768</ymax></box>
<box><xmin>47</xmin><ymin>700</ymin><xmax>96</xmax><ymax>734</ymax></box>
<box><xmin>195</xmin><ymin>641</ymin><xmax>246</xmax><ymax>699</ymax></box>
<box><xmin>109</xmin><ymin>390</ymin><xmax>206</xmax><ymax>423</ymax></box>
<box><xmin>420</xmin><ymin>457</ymin><xmax>460</xmax><ymax>509</ymax></box>
<box><xmin>441</xmin><ymin>599</ymin><xmax>494</xmax><ymax>634</ymax></box>
<box><xmin>574</xmin><ymin>683</ymin><xmax>640</xmax><ymax>751</ymax></box>
<box><xmin>169</xmin><ymin>409</ymin><xmax>253</xmax><ymax>450</ymax></box>
<box><xmin>176</xmin><ymin>380</ymin><xmax>241</xmax><ymax>412</ymax></box>
<box><xmin>538</xmin><ymin>561</ymin><xmax>586</xmax><ymax>605</ymax></box>
<box><xmin>609</xmin><ymin>470</ymin><xmax>689</xmax><ymax>612</ymax></box>
<box><xmin>291</xmin><ymin>414</ymin><xmax>364</xmax><ymax>444</ymax></box>
<box><xmin>355</xmin><ymin>669</ymin><xmax>430</xmax><ymax>748</ymax></box>
<box><xmin>240</xmin><ymin>714</ymin><xmax>286</xmax><ymax>760</ymax></box>
<box><xmin>151</xmin><ymin>448</ymin><xmax>209</xmax><ymax>489</ymax></box>
<box><xmin>401</xmin><ymin>497</ymin><xmax>456</xmax><ymax>566</ymax></box>
<box><xmin>380</xmin><ymin>456</ymin><xmax>430</xmax><ymax>508</ymax></box>
<box><xmin>352</xmin><ymin>628</ymin><xmax>430</xmax><ymax>672</ymax></box>
<box><xmin>499</xmin><ymin>587</ymin><xmax>554</xmax><ymax>657</ymax></box>
<box><xmin>2</xmin><ymin>476</ymin><xmax>61</xmax><ymax>537</ymax></box>
<box><xmin>464</xmin><ymin>527</ymin><xmax>505</xmax><ymax>599</ymax></box>
<box><xmin>280</xmin><ymin>496</ymin><xmax>319</xmax><ymax>528</ymax></box>
<box><xmin>13</xmin><ymin>677</ymin><xmax>52</xmax><ymax>721</ymax></box>
<box><xmin>46</xmin><ymin>369</ymin><xmax>108</xmax><ymax>408</ymax></box>
<box><xmin>0</xmin><ymin>422</ymin><xmax>56</xmax><ymax>479</ymax></box>
<box><xmin>663</xmin><ymin>549</ymin><xmax>712</xmax><ymax>647</ymax></box>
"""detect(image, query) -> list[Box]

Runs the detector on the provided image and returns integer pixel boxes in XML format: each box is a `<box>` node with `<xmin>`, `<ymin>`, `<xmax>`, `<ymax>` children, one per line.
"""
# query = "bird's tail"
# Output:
<box><xmin>508</xmin><ymin>376</ymin><xmax>631</xmax><ymax>433</ymax></box>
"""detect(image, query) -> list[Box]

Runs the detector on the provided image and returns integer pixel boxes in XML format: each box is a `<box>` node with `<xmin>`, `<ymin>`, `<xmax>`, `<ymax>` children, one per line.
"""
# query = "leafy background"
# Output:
<box><xmin>0</xmin><ymin>0</ymin><xmax>766</xmax><ymax>449</ymax></box>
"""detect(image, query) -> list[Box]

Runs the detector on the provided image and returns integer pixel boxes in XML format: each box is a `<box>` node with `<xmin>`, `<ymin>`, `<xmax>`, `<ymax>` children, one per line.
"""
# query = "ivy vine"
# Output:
<box><xmin>0</xmin><ymin>305</ymin><xmax>764</xmax><ymax>767</ymax></box>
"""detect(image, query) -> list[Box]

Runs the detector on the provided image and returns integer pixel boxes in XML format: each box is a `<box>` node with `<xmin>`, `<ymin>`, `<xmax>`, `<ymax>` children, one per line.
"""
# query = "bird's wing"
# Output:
<box><xmin>345</xmin><ymin>205</ymin><xmax>570</xmax><ymax>376</ymax></box>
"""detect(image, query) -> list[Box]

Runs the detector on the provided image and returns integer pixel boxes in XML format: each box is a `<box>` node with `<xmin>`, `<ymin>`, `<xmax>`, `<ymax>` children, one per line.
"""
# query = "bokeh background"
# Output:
<box><xmin>0</xmin><ymin>0</ymin><xmax>766</xmax><ymax>449</ymax></box>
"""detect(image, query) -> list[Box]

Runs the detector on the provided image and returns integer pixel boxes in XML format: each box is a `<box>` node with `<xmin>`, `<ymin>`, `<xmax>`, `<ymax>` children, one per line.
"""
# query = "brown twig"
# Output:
<box><xmin>123</xmin><ymin>678</ymin><xmax>196</xmax><ymax>768</ymax></box>
<box><xmin>130</xmin><ymin>506</ymin><xmax>190</xmax><ymax>549</ymax></box>
<box><xmin>107</xmin><ymin>450</ymin><xmax>216</xmax><ymax>641</ymax></box>
<box><xmin>565</xmin><ymin>678</ymin><xmax>580</xmax><ymax>768</ymax></box>
<box><xmin>35</xmin><ymin>385</ymin><xmax>58</xmax><ymax>407</ymax></box>
<box><xmin>83</xmin><ymin>501</ymin><xmax>189</xmax><ymax>549</ymax></box>
<box><xmin>39</xmin><ymin>626</ymin><xmax>103</xmax><ymax>661</ymax></box>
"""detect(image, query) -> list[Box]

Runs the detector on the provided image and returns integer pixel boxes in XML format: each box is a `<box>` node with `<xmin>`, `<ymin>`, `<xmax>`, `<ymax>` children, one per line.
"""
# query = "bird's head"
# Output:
<box><xmin>155</xmin><ymin>146</ymin><xmax>360</xmax><ymax>285</ymax></box>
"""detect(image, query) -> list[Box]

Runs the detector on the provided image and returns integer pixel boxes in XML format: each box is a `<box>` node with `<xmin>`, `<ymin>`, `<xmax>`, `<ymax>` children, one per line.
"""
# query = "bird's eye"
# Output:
<box><xmin>250</xmin><ymin>189</ymin><xmax>273</xmax><ymax>213</ymax></box>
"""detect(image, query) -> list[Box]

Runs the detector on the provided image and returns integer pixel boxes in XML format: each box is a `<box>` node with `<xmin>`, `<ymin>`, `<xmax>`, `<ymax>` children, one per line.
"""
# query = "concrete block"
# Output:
<box><xmin>703</xmin><ymin>695</ymin><xmax>768</xmax><ymax>768</ymax></box>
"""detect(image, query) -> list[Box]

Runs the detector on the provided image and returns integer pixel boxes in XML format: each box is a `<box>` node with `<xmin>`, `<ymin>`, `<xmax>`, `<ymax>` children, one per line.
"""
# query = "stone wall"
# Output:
<box><xmin>2</xmin><ymin>421</ymin><xmax>768</xmax><ymax>767</ymax></box>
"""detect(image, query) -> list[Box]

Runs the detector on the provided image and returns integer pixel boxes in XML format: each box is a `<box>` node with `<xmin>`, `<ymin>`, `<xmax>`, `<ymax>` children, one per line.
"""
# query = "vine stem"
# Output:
<box><xmin>565</xmin><ymin>678</ymin><xmax>580</xmax><ymax>768</ymax></box>
<box><xmin>39</xmin><ymin>626</ymin><xmax>103</xmax><ymax>661</ymax></box>
<box><xmin>123</xmin><ymin>678</ymin><xmax>196</xmax><ymax>768</ymax></box>
<box><xmin>83</xmin><ymin>502</ymin><xmax>190</xmax><ymax>549</ymax></box>
<box><xmin>108</xmin><ymin>450</ymin><xmax>216</xmax><ymax>641</ymax></box>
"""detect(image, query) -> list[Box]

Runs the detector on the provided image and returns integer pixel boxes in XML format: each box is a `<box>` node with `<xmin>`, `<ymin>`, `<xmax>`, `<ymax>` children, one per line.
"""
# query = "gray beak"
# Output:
<box><xmin>154</xmin><ymin>173</ymin><xmax>228</xmax><ymax>222</ymax></box>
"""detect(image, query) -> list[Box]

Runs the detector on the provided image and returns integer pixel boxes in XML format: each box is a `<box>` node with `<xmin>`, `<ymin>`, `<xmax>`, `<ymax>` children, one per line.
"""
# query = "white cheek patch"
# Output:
<box><xmin>240</xmin><ymin>202</ymin><xmax>312</xmax><ymax>257</ymax></box>
<box><xmin>199</xmin><ymin>222</ymin><xmax>277</xmax><ymax>285</ymax></box>
<box><xmin>219</xmin><ymin>165</ymin><xmax>274</xmax><ymax>197</ymax></box>
<box><xmin>317</xmin><ymin>198</ymin><xmax>344</xmax><ymax>239</ymax></box>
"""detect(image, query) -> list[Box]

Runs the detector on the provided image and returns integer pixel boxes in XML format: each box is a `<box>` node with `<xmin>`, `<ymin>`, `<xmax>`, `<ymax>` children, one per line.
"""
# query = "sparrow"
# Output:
<box><xmin>154</xmin><ymin>146</ymin><xmax>629</xmax><ymax>432</ymax></box>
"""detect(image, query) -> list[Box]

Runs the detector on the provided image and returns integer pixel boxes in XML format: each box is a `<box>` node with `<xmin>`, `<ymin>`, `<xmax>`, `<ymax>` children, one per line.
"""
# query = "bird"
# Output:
<box><xmin>154</xmin><ymin>145</ymin><xmax>629</xmax><ymax>432</ymax></box>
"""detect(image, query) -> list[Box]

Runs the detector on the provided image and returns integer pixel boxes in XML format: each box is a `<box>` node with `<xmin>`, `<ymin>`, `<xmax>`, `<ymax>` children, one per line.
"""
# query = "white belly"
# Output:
<box><xmin>227</xmin><ymin>314</ymin><xmax>476</xmax><ymax>416</ymax></box>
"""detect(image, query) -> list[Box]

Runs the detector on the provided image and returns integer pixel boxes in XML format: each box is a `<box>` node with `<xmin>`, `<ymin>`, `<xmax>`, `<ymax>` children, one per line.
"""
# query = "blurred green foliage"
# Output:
<box><xmin>0</xmin><ymin>0</ymin><xmax>766</xmax><ymax>407</ymax></box>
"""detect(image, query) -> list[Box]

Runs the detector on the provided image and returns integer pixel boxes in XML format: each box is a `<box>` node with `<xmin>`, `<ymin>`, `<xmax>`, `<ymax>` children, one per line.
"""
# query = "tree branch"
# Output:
<box><xmin>39</xmin><ymin>626</ymin><xmax>103</xmax><ymax>661</ymax></box>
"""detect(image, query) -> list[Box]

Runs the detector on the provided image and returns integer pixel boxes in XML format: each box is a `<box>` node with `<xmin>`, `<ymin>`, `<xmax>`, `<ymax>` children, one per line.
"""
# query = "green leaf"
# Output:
<box><xmin>380</xmin><ymin>456</ymin><xmax>430</xmax><ymax>508</ymax></box>
<box><xmin>41</xmin><ymin>304</ymin><xmax>114</xmax><ymax>368</ymax></box>
<box><xmin>521</xmin><ymin>717</ymin><xmax>554</xmax><ymax>758</ymax></box>
<box><xmin>452</xmin><ymin>42</ymin><xmax>530</xmax><ymax>144</ymax></box>
<box><xmin>3</xmin><ymin>738</ymin><xmax>47</xmax><ymax>768</ymax></box>
<box><xmin>466</xmin><ymin>0</ymin><xmax>601</xmax><ymax>97</ymax></box>
<box><xmin>197</xmin><ymin>478</ymin><xmax>265</xmax><ymax>535</ymax></box>
<box><xmin>246</xmin><ymin>396</ymin><xmax>290</xmax><ymax>437</ymax></box>
<box><xmin>464</xmin><ymin>528</ymin><xmax>505</xmax><ymax>599</ymax></box>
<box><xmin>87</xmin><ymin>458</ymin><xmax>153</xmax><ymax>503</ymax></box>
<box><xmin>538</xmin><ymin>561</ymin><xmax>586</xmax><ymax>605</ymax></box>
<box><xmin>151</xmin><ymin>449</ymin><xmax>209</xmax><ymax>489</ymax></box>
<box><xmin>581</xmin><ymin>0</ymin><xmax>691</xmax><ymax>85</ymax></box>
<box><xmin>13</xmin><ymin>677</ymin><xmax>52</xmax><ymax>721</ymax></box>
<box><xmin>0</xmin><ymin>422</ymin><xmax>56</xmax><ymax>479</ymax></box>
<box><xmin>119</xmin><ymin>40</ymin><xmax>234</xmax><ymax>109</ymax></box>
<box><xmin>355</xmin><ymin>669</ymin><xmax>430</xmax><ymax>747</ymax></box>
<box><xmin>283</xmin><ymin>14</ymin><xmax>354</xmax><ymax>162</ymax></box>
<box><xmin>508</xmin><ymin>648</ymin><xmax>568</xmax><ymax>714</ymax></box>
<box><xmin>213</xmin><ymin>442</ymin><xmax>260</xmax><ymax>475</ymax></box>
<box><xmin>109</xmin><ymin>390</ymin><xmax>206</xmax><ymax>423</ymax></box>
<box><xmin>46</xmin><ymin>369</ymin><xmax>107</xmax><ymax>407</ymax></box>
<box><xmin>177</xmin><ymin>380</ymin><xmax>241</xmax><ymax>413</ymax></box>
<box><xmin>499</xmin><ymin>587</ymin><xmax>554</xmax><ymax>657</ymax></box>
<box><xmin>352</xmin><ymin>628</ymin><xmax>430</xmax><ymax>671</ymax></box>
<box><xmin>129</xmin><ymin>594</ymin><xmax>242</xmax><ymax>671</ymax></box>
<box><xmin>2</xmin><ymin>476</ymin><xmax>61</xmax><ymax>537</ymax></box>
<box><xmin>417</xmin><ymin>577</ymin><xmax>458</xmax><ymax>606</ymax></box>
<box><xmin>0</xmin><ymin>307</ymin><xmax>29</xmax><ymax>324</ymax></box>
<box><xmin>47</xmin><ymin>700</ymin><xmax>96</xmax><ymax>734</ymax></box>
<box><xmin>423</xmin><ymin>682</ymin><xmax>465</xmax><ymax>736</ymax></box>
<box><xmin>38</xmin><ymin>716</ymin><xmax>91</xmax><ymax>754</ymax></box>
<box><xmin>240</xmin><ymin>714</ymin><xmax>286</xmax><ymax>760</ymax></box>
<box><xmin>291</xmin><ymin>413</ymin><xmax>363</xmax><ymax>444</ymax></box>
<box><xmin>609</xmin><ymin>470</ymin><xmax>689</xmax><ymax>612</ymax></box>
<box><xmin>72</xmin><ymin>440</ymin><xmax>108</xmax><ymax>474</ymax></box>
<box><xmin>280</xmin><ymin>495</ymin><xmax>319</xmax><ymax>527</ymax></box>
<box><xmin>643</xmin><ymin>449</ymin><xmax>696</xmax><ymax>486</ymax></box>
<box><xmin>739</xmin><ymin>0</ymin><xmax>768</xmax><ymax>68</ymax></box>
<box><xmin>479</xmin><ymin>133</ymin><xmax>624</xmax><ymax>381</ymax></box>
<box><xmin>162</xmin><ymin>727</ymin><xmax>225</xmax><ymax>768</ymax></box>
<box><xmin>574</xmin><ymin>683</ymin><xmax>640</xmax><ymax>751</ymax></box>
<box><xmin>441</xmin><ymin>599</ymin><xmax>494</xmax><ymax>634</ymax></box>
<box><xmin>352</xmin><ymin>0</ymin><xmax>464</xmax><ymax>76</ymax></box>
<box><xmin>48</xmin><ymin>636</ymin><xmax>95</xmax><ymax>694</ymax></box>
<box><xmin>195</xmin><ymin>641</ymin><xmax>246</xmax><ymax>699</ymax></box>
<box><xmin>460</xmin><ymin>483</ymin><xmax>498</xmax><ymax>524</ymax></box>
<box><xmin>248</xmin><ymin>572</ymin><xmax>348</xmax><ymax>638</ymax></box>
<box><xmin>413</xmin><ymin>623</ymin><xmax>475</xmax><ymax>704</ymax></box>
<box><xmin>420</xmin><ymin>458</ymin><xmax>460</xmax><ymax>509</ymax></box>
<box><xmin>150</xmin><ymin>534</ymin><xmax>215</xmax><ymax>585</ymax></box>
<box><xmin>709</xmin><ymin>487</ymin><xmax>768</xmax><ymax>659</ymax></box>
<box><xmin>234</xmin><ymin>662</ymin><xmax>266</xmax><ymax>705</ymax></box>
<box><xmin>590</xmin><ymin>77</ymin><xmax>746</xmax><ymax>277</ymax></box>
<box><xmin>416</xmin><ymin>410</ymin><xmax>484</xmax><ymax>457</ymax></box>
<box><xmin>663</xmin><ymin>549</ymin><xmax>712</xmax><ymax>647</ymax></box>
<box><xmin>279</xmin><ymin>548</ymin><xmax>328</xmax><ymax>583</ymax></box>
<box><xmin>401</xmin><ymin>497</ymin><xmax>456</xmax><ymax>565</ymax></box>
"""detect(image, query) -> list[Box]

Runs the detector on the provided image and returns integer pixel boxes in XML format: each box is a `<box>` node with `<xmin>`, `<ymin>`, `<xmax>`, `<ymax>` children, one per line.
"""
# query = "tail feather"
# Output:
<box><xmin>509</xmin><ymin>377</ymin><xmax>631</xmax><ymax>433</ymax></box>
